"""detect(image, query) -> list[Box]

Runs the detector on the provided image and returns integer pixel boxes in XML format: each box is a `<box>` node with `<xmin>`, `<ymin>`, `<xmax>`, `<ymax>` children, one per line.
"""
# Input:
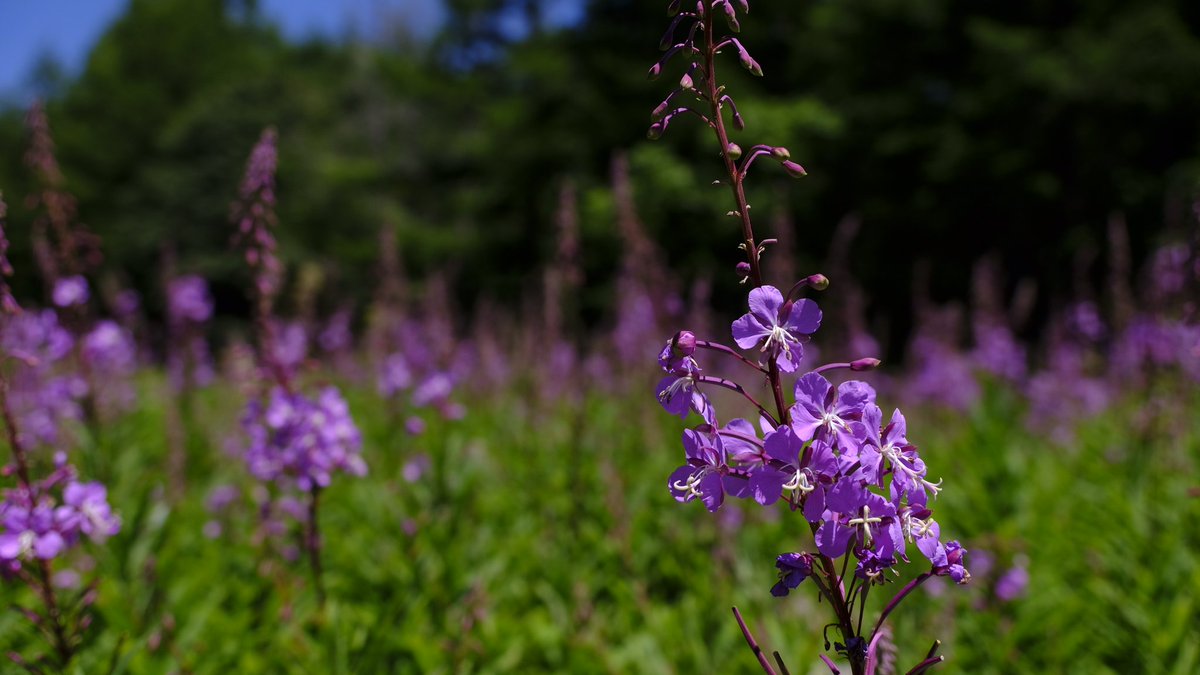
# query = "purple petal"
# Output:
<box><xmin>749</xmin><ymin>468</ymin><xmax>786</xmax><ymax>506</ymax></box>
<box><xmin>786</xmin><ymin>298</ymin><xmax>822</xmax><ymax>335</ymax></box>
<box><xmin>747</xmin><ymin>285</ymin><xmax>785</xmax><ymax>324</ymax></box>
<box><xmin>816</xmin><ymin>519</ymin><xmax>854</xmax><ymax>558</ymax></box>
<box><xmin>731</xmin><ymin>314</ymin><xmax>769</xmax><ymax>349</ymax></box>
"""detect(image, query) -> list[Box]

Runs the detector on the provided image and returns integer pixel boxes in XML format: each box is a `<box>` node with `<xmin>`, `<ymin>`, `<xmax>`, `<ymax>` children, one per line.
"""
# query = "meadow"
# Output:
<box><xmin>3</xmin><ymin>1</ymin><xmax>1200</xmax><ymax>672</ymax></box>
<box><xmin>0</xmin><ymin>351</ymin><xmax>1196</xmax><ymax>673</ymax></box>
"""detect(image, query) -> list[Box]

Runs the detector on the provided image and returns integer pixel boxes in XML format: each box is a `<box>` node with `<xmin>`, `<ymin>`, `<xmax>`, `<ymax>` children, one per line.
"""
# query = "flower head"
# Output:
<box><xmin>731</xmin><ymin>286</ymin><xmax>821</xmax><ymax>372</ymax></box>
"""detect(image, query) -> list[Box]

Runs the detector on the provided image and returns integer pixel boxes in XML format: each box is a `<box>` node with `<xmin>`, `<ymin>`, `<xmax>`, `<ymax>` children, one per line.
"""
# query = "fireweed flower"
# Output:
<box><xmin>51</xmin><ymin>275</ymin><xmax>89</xmax><ymax>308</ymax></box>
<box><xmin>732</xmin><ymin>285</ymin><xmax>821</xmax><ymax>372</ymax></box>
<box><xmin>667</xmin><ymin>427</ymin><xmax>731</xmax><ymax>512</ymax></box>
<box><xmin>242</xmin><ymin>386</ymin><xmax>367</xmax><ymax>492</ymax></box>
<box><xmin>644</xmin><ymin>1</ymin><xmax>968</xmax><ymax>671</ymax></box>
<box><xmin>790</xmin><ymin>371</ymin><xmax>875</xmax><ymax>451</ymax></box>
<box><xmin>168</xmin><ymin>275</ymin><xmax>214</xmax><ymax>324</ymax></box>
<box><xmin>771</xmin><ymin>552</ymin><xmax>814</xmax><ymax>597</ymax></box>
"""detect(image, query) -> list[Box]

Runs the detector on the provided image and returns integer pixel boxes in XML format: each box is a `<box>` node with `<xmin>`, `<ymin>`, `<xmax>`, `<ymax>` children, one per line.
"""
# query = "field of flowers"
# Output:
<box><xmin>3</xmin><ymin>1</ymin><xmax>1199</xmax><ymax>673</ymax></box>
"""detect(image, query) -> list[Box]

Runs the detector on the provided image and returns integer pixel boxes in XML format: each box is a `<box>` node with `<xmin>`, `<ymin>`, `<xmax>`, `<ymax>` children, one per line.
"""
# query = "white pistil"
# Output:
<box><xmin>782</xmin><ymin>469</ymin><xmax>814</xmax><ymax>494</ymax></box>
<box><xmin>761</xmin><ymin>324</ymin><xmax>796</xmax><ymax>356</ymax></box>
<box><xmin>672</xmin><ymin>469</ymin><xmax>708</xmax><ymax>499</ymax></box>
<box><xmin>848</xmin><ymin>505</ymin><xmax>883</xmax><ymax>547</ymax></box>
<box><xmin>881</xmin><ymin>444</ymin><xmax>943</xmax><ymax>498</ymax></box>
<box><xmin>657</xmin><ymin>374</ymin><xmax>695</xmax><ymax>404</ymax></box>
<box><xmin>17</xmin><ymin>530</ymin><xmax>35</xmax><ymax>559</ymax></box>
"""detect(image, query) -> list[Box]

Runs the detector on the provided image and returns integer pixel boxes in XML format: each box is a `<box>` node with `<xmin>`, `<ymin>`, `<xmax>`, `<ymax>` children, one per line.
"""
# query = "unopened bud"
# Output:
<box><xmin>648</xmin><ymin>63</ymin><xmax>664</xmax><ymax>80</ymax></box>
<box><xmin>733</xmin><ymin>112</ymin><xmax>745</xmax><ymax>131</ymax></box>
<box><xmin>726</xmin><ymin>143</ymin><xmax>742</xmax><ymax>160</ymax></box>
<box><xmin>667</xmin><ymin>0</ymin><xmax>682</xmax><ymax>16</ymax></box>
<box><xmin>680</xmin><ymin>72</ymin><xmax>694</xmax><ymax>90</ymax></box>
<box><xmin>736</xmin><ymin>261</ymin><xmax>752</xmax><ymax>278</ymax></box>
<box><xmin>647</xmin><ymin>121</ymin><xmax>666</xmax><ymax>140</ymax></box>
<box><xmin>806</xmin><ymin>273</ymin><xmax>829</xmax><ymax>290</ymax></box>
<box><xmin>722</xmin><ymin>2</ymin><xmax>741</xmax><ymax>32</ymax></box>
<box><xmin>736</xmin><ymin>0</ymin><xmax>750</xmax><ymax>11</ymax></box>
<box><xmin>672</xmin><ymin>330</ymin><xmax>697</xmax><ymax>357</ymax></box>
<box><xmin>740</xmin><ymin>53</ymin><xmax>763</xmax><ymax>77</ymax></box>
<box><xmin>781</xmin><ymin>160</ymin><xmax>807</xmax><ymax>178</ymax></box>
<box><xmin>771</xmin><ymin>146</ymin><xmax>791</xmax><ymax>160</ymax></box>
<box><xmin>850</xmin><ymin>357</ymin><xmax>882</xmax><ymax>371</ymax></box>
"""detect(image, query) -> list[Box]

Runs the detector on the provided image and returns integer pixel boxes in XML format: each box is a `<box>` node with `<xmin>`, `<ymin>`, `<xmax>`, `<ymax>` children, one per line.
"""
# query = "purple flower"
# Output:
<box><xmin>995</xmin><ymin>559</ymin><xmax>1028</xmax><ymax>601</ymax></box>
<box><xmin>930</xmin><ymin>540</ymin><xmax>970</xmax><ymax>584</ymax></box>
<box><xmin>168</xmin><ymin>275</ymin><xmax>214</xmax><ymax>324</ymax></box>
<box><xmin>0</xmin><ymin>495</ymin><xmax>66</xmax><ymax>563</ymax></box>
<box><xmin>771</xmin><ymin>552</ymin><xmax>814</xmax><ymax>597</ymax></box>
<box><xmin>61</xmin><ymin>482</ymin><xmax>120</xmax><ymax>540</ymax></box>
<box><xmin>658</xmin><ymin>330</ymin><xmax>698</xmax><ymax>373</ymax></box>
<box><xmin>242</xmin><ymin>386</ymin><xmax>367</xmax><ymax>492</ymax></box>
<box><xmin>731</xmin><ymin>285</ymin><xmax>821</xmax><ymax>372</ymax></box>
<box><xmin>378</xmin><ymin>353</ymin><xmax>413</xmax><ymax>397</ymax></box>
<box><xmin>790</xmin><ymin>372</ymin><xmax>875</xmax><ymax>451</ymax></box>
<box><xmin>83</xmin><ymin>321</ymin><xmax>136</xmax><ymax>374</ymax></box>
<box><xmin>52</xmin><ymin>275</ymin><xmax>89</xmax><ymax>308</ymax></box>
<box><xmin>667</xmin><ymin>427</ymin><xmax>731</xmax><ymax>512</ymax></box>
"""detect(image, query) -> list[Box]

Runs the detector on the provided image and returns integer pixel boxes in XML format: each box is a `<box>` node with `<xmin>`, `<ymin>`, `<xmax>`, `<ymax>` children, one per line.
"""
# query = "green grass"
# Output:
<box><xmin>2</xmin><ymin>371</ymin><xmax>1197</xmax><ymax>673</ymax></box>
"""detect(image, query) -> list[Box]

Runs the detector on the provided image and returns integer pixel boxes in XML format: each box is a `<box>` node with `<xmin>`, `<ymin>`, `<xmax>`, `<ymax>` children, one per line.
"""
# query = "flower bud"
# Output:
<box><xmin>805</xmin><ymin>273</ymin><xmax>829</xmax><ymax>290</ymax></box>
<box><xmin>736</xmin><ymin>261</ymin><xmax>751</xmax><ymax>278</ymax></box>
<box><xmin>671</xmin><ymin>330</ymin><xmax>697</xmax><ymax>357</ymax></box>
<box><xmin>739</xmin><ymin>53</ymin><xmax>763</xmax><ymax>77</ymax></box>
<box><xmin>647</xmin><ymin>121</ymin><xmax>666</xmax><ymax>140</ymax></box>
<box><xmin>850</xmin><ymin>357</ymin><xmax>881</xmax><ymax>371</ymax></box>
<box><xmin>722</xmin><ymin>2</ymin><xmax>741</xmax><ymax>32</ymax></box>
<box><xmin>771</xmin><ymin>146</ymin><xmax>791</xmax><ymax>160</ymax></box>
<box><xmin>647</xmin><ymin>63</ymin><xmax>664</xmax><ymax>80</ymax></box>
<box><xmin>781</xmin><ymin>160</ymin><xmax>807</xmax><ymax>178</ymax></box>
<box><xmin>733</xmin><ymin>112</ymin><xmax>745</xmax><ymax>131</ymax></box>
<box><xmin>667</xmin><ymin>0</ymin><xmax>681</xmax><ymax>16</ymax></box>
<box><xmin>680</xmin><ymin>72</ymin><xmax>694</xmax><ymax>90</ymax></box>
<box><xmin>726</xmin><ymin>143</ymin><xmax>742</xmax><ymax>160</ymax></box>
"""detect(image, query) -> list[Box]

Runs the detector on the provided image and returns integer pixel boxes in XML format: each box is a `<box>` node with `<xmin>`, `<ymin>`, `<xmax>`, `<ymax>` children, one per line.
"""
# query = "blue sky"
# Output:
<box><xmin>1</xmin><ymin>0</ymin><xmax>584</xmax><ymax>99</ymax></box>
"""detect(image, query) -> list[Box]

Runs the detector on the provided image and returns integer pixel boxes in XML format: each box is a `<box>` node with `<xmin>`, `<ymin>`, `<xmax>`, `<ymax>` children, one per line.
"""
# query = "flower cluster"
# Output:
<box><xmin>660</xmin><ymin>297</ymin><xmax>967</xmax><ymax>586</ymax></box>
<box><xmin>241</xmin><ymin>386</ymin><xmax>366</xmax><ymax>492</ymax></box>
<box><xmin>1</xmin><ymin>309</ymin><xmax>85</xmax><ymax>447</ymax></box>
<box><xmin>0</xmin><ymin>465</ymin><xmax>120</xmax><ymax>572</ymax></box>
<box><xmin>645</xmin><ymin>2</ymin><xmax>967</xmax><ymax>672</ymax></box>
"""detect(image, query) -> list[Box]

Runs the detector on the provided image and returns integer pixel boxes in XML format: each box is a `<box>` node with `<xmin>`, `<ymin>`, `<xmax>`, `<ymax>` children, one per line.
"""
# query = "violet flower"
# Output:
<box><xmin>732</xmin><ymin>285</ymin><xmax>821</xmax><ymax>372</ymax></box>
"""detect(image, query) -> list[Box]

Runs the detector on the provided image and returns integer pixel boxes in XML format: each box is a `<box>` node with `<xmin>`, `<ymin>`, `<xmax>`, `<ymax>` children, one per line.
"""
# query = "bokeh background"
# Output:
<box><xmin>0</xmin><ymin>0</ymin><xmax>1197</xmax><ymax>673</ymax></box>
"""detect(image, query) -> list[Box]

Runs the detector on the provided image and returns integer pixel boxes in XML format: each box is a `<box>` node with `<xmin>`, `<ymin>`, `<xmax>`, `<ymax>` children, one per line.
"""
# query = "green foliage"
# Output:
<box><xmin>3</xmin><ymin>0</ymin><xmax>1198</xmax><ymax>336</ymax></box>
<box><xmin>2</xmin><ymin>371</ymin><xmax>1197</xmax><ymax>672</ymax></box>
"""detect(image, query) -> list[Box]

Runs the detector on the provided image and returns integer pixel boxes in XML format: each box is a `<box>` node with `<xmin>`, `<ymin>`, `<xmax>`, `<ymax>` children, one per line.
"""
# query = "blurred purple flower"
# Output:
<box><xmin>52</xmin><ymin>276</ymin><xmax>89</xmax><ymax>308</ymax></box>
<box><xmin>168</xmin><ymin>275</ymin><xmax>214</xmax><ymax>324</ymax></box>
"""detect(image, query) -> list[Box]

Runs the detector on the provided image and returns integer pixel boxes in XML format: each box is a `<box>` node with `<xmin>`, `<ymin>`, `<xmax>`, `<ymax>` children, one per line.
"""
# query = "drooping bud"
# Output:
<box><xmin>722</xmin><ymin>1</ymin><xmax>741</xmax><ymax>32</ymax></box>
<box><xmin>781</xmin><ymin>160</ymin><xmax>807</xmax><ymax>178</ymax></box>
<box><xmin>771</xmin><ymin>146</ymin><xmax>791</xmax><ymax>160</ymax></box>
<box><xmin>726</xmin><ymin>143</ymin><xmax>743</xmax><ymax>160</ymax></box>
<box><xmin>647</xmin><ymin>120</ymin><xmax>668</xmax><ymax>140</ymax></box>
<box><xmin>735</xmin><ymin>0</ymin><xmax>750</xmax><ymax>12</ymax></box>
<box><xmin>739</xmin><ymin>51</ymin><xmax>763</xmax><ymax>77</ymax></box>
<box><xmin>805</xmin><ymin>273</ymin><xmax>829</xmax><ymax>290</ymax></box>
<box><xmin>733</xmin><ymin>111</ymin><xmax>745</xmax><ymax>130</ymax></box>
<box><xmin>736</xmin><ymin>261</ymin><xmax>752</xmax><ymax>279</ymax></box>
<box><xmin>667</xmin><ymin>0</ymin><xmax>682</xmax><ymax>16</ymax></box>
<box><xmin>648</xmin><ymin>63</ymin><xmax>664</xmax><ymax>80</ymax></box>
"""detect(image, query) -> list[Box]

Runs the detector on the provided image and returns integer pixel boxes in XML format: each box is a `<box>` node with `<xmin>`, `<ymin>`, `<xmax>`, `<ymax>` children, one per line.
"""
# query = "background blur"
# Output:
<box><xmin>2</xmin><ymin>0</ymin><xmax>1198</xmax><ymax>351</ymax></box>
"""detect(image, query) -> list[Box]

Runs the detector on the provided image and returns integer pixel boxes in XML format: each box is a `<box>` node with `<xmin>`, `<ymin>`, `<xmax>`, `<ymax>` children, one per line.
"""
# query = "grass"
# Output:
<box><xmin>1</xmin><ymin>369</ymin><xmax>1197</xmax><ymax>673</ymax></box>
